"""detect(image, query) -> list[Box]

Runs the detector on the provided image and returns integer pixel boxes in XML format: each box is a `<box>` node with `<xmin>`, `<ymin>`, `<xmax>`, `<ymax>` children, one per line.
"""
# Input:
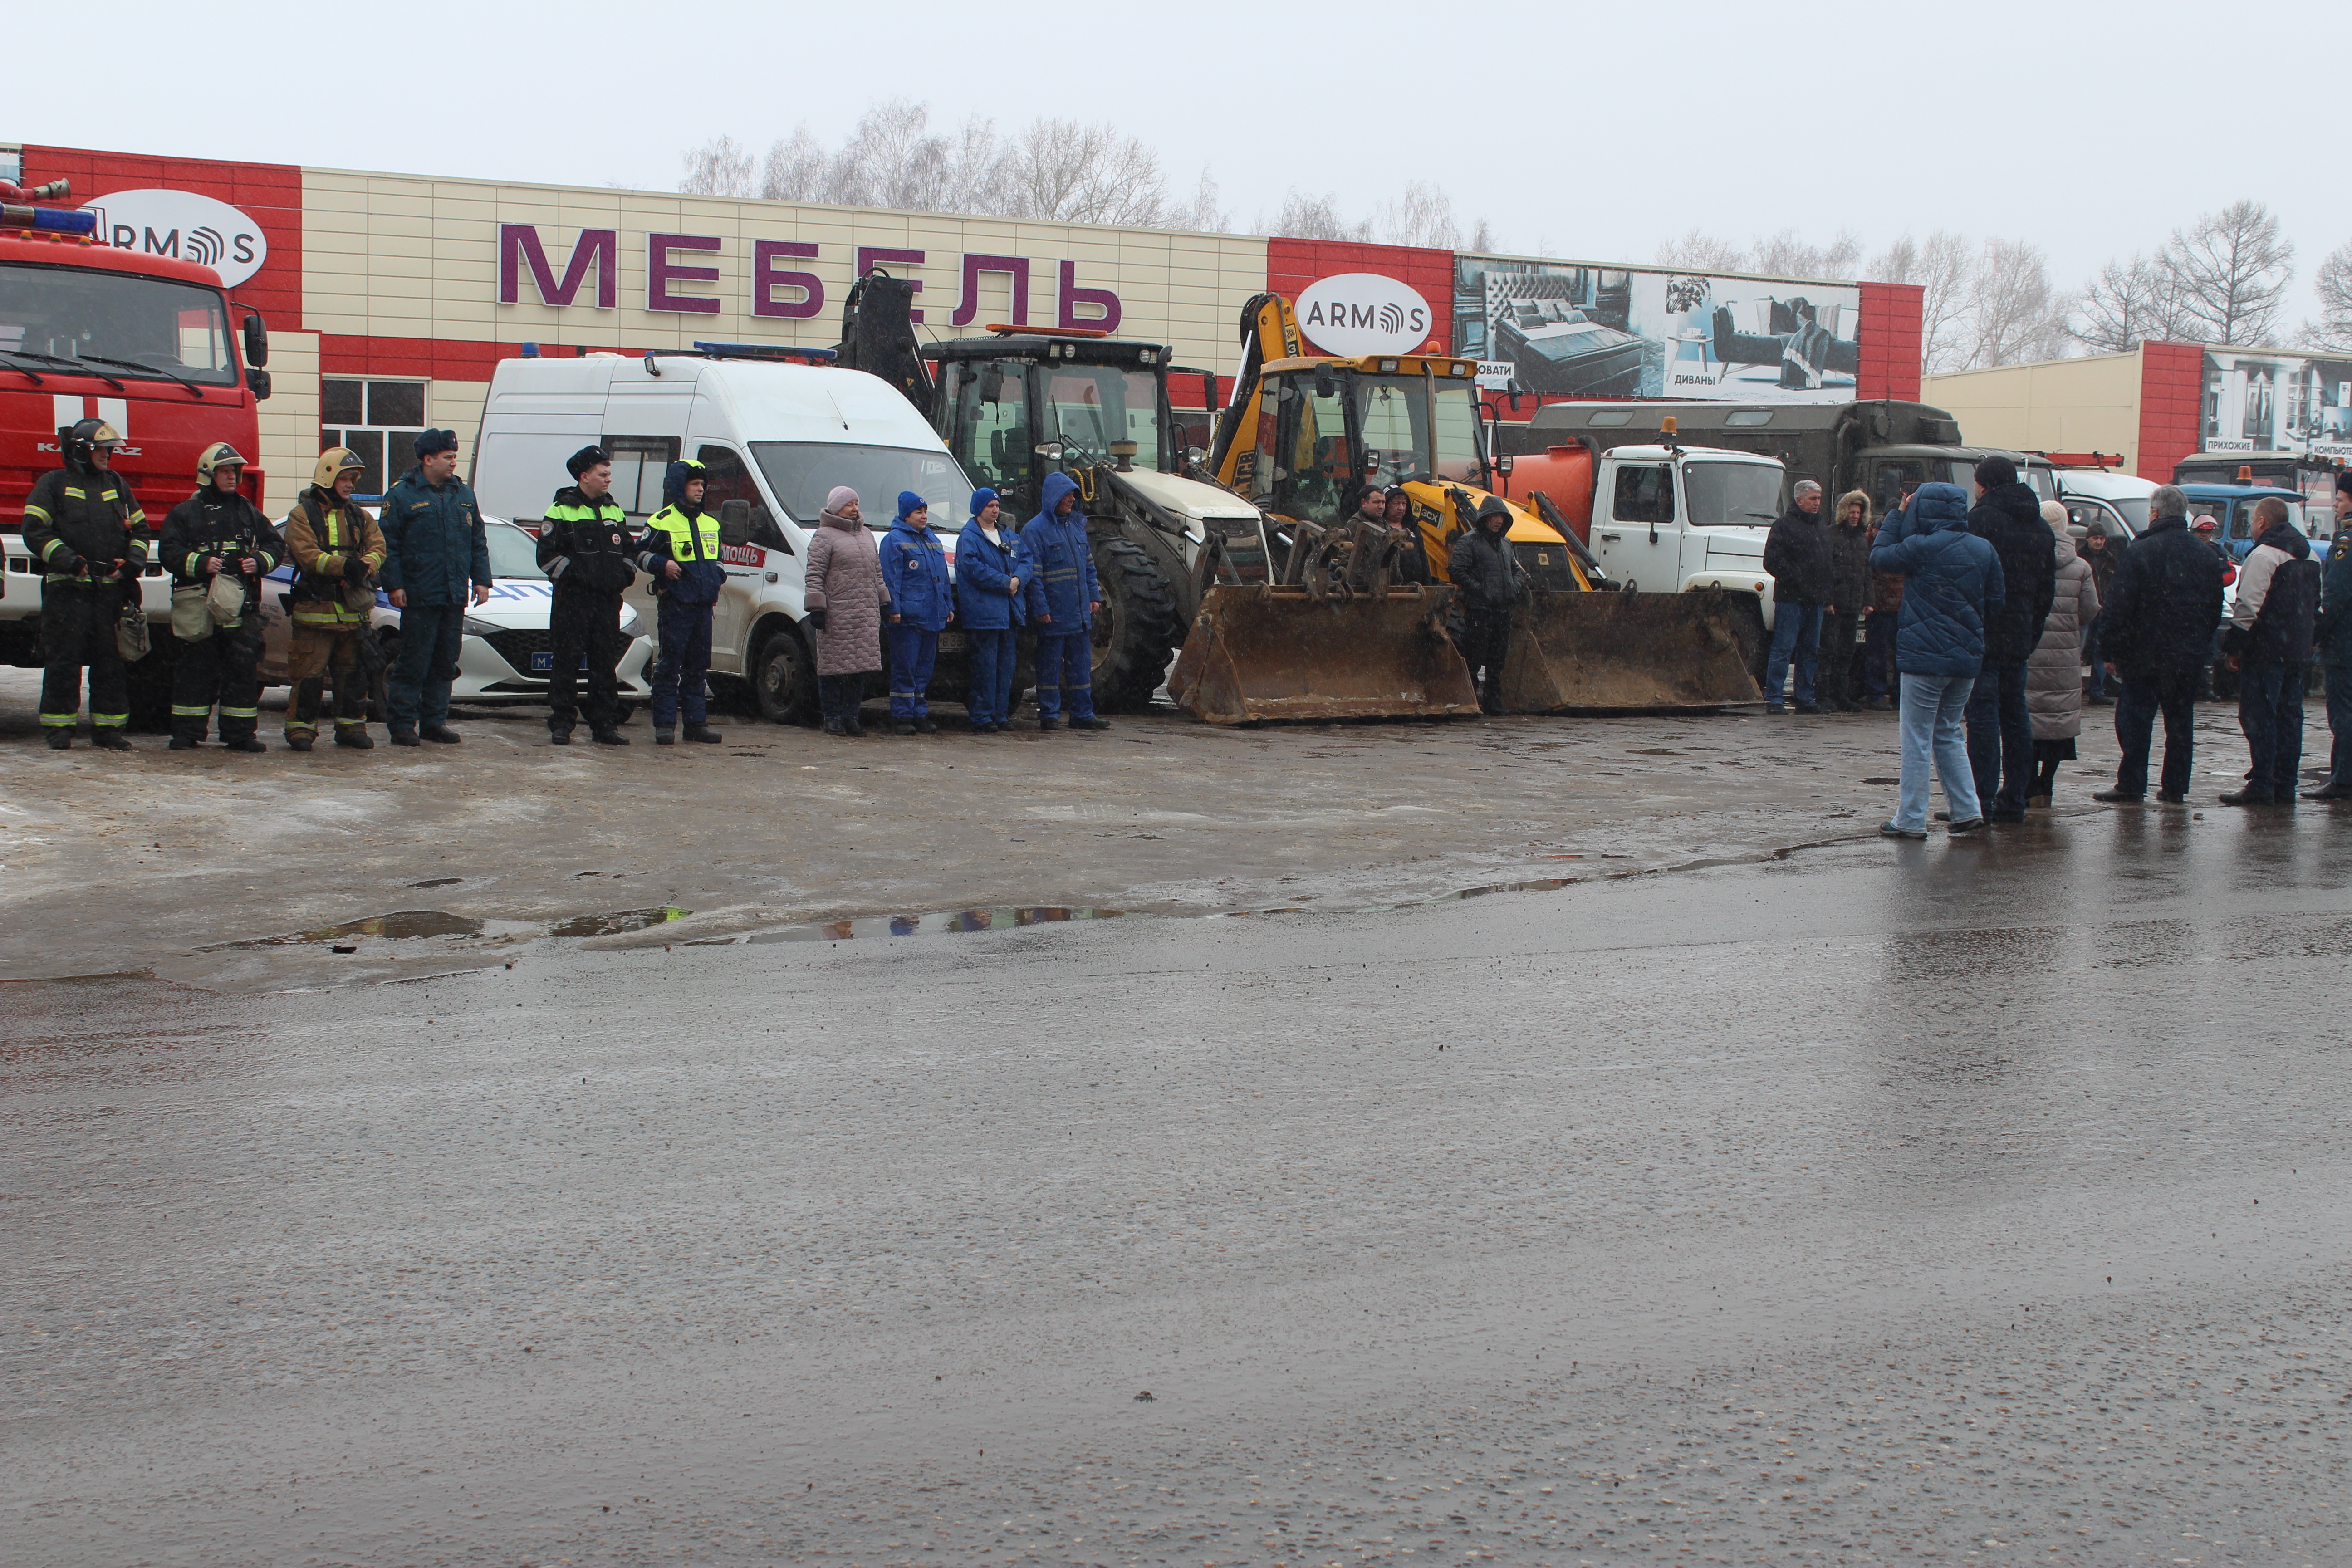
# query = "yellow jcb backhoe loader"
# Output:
<box><xmin>1175</xmin><ymin>294</ymin><xmax>1760</xmax><ymax>718</ymax></box>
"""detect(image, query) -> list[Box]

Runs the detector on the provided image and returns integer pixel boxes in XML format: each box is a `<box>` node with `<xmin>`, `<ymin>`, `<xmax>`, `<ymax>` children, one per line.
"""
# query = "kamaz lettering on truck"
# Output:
<box><xmin>0</xmin><ymin>175</ymin><xmax>273</xmax><ymax>727</ymax></box>
<box><xmin>471</xmin><ymin>349</ymin><xmax>975</xmax><ymax>723</ymax></box>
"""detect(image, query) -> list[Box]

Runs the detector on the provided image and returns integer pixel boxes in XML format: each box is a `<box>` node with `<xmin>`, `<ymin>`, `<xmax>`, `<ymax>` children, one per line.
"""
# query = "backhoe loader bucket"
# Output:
<box><xmin>1499</xmin><ymin>588</ymin><xmax>1762</xmax><ymax>712</ymax></box>
<box><xmin>1169</xmin><ymin>583</ymin><xmax>1479</xmax><ymax>724</ymax></box>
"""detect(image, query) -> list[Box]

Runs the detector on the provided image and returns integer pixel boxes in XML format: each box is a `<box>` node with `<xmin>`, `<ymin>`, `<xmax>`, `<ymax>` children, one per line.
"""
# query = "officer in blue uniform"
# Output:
<box><xmin>632</xmin><ymin>461</ymin><xmax>726</xmax><ymax>745</ymax></box>
<box><xmin>1016</xmin><ymin>471</ymin><xmax>1108</xmax><ymax>731</ymax></box>
<box><xmin>878</xmin><ymin>490</ymin><xmax>953</xmax><ymax>734</ymax></box>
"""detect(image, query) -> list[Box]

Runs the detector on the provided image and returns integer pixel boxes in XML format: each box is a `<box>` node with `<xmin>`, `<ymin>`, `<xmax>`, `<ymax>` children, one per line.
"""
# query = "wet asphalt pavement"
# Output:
<box><xmin>7</xmin><ymin>793</ymin><xmax>2351</xmax><ymax>1567</ymax></box>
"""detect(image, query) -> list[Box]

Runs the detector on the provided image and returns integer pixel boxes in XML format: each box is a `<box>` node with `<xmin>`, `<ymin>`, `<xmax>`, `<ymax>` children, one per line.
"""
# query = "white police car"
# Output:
<box><xmin>255</xmin><ymin>516</ymin><xmax>653</xmax><ymax>711</ymax></box>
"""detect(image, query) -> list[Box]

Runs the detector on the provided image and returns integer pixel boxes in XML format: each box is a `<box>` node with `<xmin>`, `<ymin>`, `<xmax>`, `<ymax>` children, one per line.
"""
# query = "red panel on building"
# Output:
<box><xmin>22</xmin><ymin>143</ymin><xmax>304</xmax><ymax>330</ymax></box>
<box><xmin>1265</xmin><ymin>238</ymin><xmax>1455</xmax><ymax>355</ymax></box>
<box><xmin>2138</xmin><ymin>341</ymin><xmax>2205</xmax><ymax>483</ymax></box>
<box><xmin>1856</xmin><ymin>281</ymin><xmax>1923</xmax><ymax>402</ymax></box>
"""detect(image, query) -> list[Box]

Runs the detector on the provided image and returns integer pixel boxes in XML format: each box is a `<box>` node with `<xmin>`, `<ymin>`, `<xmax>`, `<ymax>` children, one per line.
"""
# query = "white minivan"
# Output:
<box><xmin>471</xmin><ymin>348</ymin><xmax>976</xmax><ymax>721</ymax></box>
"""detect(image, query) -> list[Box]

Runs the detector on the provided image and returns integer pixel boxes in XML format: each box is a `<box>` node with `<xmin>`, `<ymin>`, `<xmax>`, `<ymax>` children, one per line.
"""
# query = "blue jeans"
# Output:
<box><xmin>2237</xmin><ymin>661</ymin><xmax>2307</xmax><ymax>799</ymax></box>
<box><xmin>1966</xmin><ymin>658</ymin><xmax>2033</xmax><ymax>815</ymax></box>
<box><xmin>651</xmin><ymin>599</ymin><xmax>711</xmax><ymax>728</ymax></box>
<box><xmin>387</xmin><ymin>601</ymin><xmax>465</xmax><ymax>731</ymax></box>
<box><xmin>1033</xmin><ymin>631</ymin><xmax>1094</xmax><ymax>721</ymax></box>
<box><xmin>2328</xmin><ymin>663</ymin><xmax>2352</xmax><ymax>789</ymax></box>
<box><xmin>965</xmin><ymin>627</ymin><xmax>1016</xmax><ymax>725</ymax></box>
<box><xmin>1895</xmin><ymin>671</ymin><xmax>1981</xmax><ymax>830</ymax></box>
<box><xmin>887</xmin><ymin>624</ymin><xmax>938</xmax><ymax>720</ymax></box>
<box><xmin>1764</xmin><ymin>603</ymin><xmax>1822</xmax><ymax>707</ymax></box>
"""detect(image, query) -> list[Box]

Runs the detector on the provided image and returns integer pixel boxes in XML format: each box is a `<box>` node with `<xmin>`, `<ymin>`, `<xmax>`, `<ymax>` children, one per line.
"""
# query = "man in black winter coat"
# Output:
<box><xmin>535</xmin><ymin>446</ymin><xmax>639</xmax><ymax>745</ymax></box>
<box><xmin>1761</xmin><ymin>480</ymin><xmax>1833</xmax><ymax>712</ymax></box>
<box><xmin>2092</xmin><ymin>485</ymin><xmax>2226</xmax><ymax>804</ymax></box>
<box><xmin>1963</xmin><ymin>456</ymin><xmax>2057</xmax><ymax>819</ymax></box>
<box><xmin>1448</xmin><ymin>496</ymin><xmax>1522</xmax><ymax>714</ymax></box>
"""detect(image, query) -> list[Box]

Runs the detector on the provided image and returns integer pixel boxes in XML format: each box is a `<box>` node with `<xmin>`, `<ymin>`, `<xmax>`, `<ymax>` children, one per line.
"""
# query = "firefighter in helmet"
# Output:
<box><xmin>21</xmin><ymin>418</ymin><xmax>147</xmax><ymax>749</ymax></box>
<box><xmin>279</xmin><ymin>447</ymin><xmax>387</xmax><ymax>750</ymax></box>
<box><xmin>158</xmin><ymin>443</ymin><xmax>285</xmax><ymax>750</ymax></box>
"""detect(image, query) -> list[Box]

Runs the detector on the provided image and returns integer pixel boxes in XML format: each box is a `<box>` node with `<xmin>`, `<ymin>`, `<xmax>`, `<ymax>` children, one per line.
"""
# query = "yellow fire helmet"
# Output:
<box><xmin>196</xmin><ymin>441</ymin><xmax>248</xmax><ymax>481</ymax></box>
<box><xmin>313</xmin><ymin>446</ymin><xmax>367</xmax><ymax>489</ymax></box>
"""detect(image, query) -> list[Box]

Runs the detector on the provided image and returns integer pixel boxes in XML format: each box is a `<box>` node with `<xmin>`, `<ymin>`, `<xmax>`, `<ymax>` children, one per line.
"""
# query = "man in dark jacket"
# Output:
<box><xmin>1448</xmin><ymin>496</ymin><xmax>1522</xmax><ymax>714</ymax></box>
<box><xmin>1963</xmin><ymin>456</ymin><xmax>2058</xmax><ymax>820</ymax></box>
<box><xmin>2081</xmin><ymin>526</ymin><xmax>2120</xmax><ymax>704</ymax></box>
<box><xmin>1869</xmin><ymin>481</ymin><xmax>2004</xmax><ymax>837</ymax></box>
<box><xmin>1819</xmin><ymin>489</ymin><xmax>1873</xmax><ymax>711</ymax></box>
<box><xmin>1761</xmin><ymin>480</ymin><xmax>1833</xmax><ymax>712</ymax></box>
<box><xmin>2093</xmin><ymin>485</ymin><xmax>2226</xmax><ymax>804</ymax></box>
<box><xmin>21</xmin><ymin>418</ymin><xmax>147</xmax><ymax>750</ymax></box>
<box><xmin>158</xmin><ymin>442</ymin><xmax>284</xmax><ymax>751</ymax></box>
<box><xmin>634</xmin><ymin>460</ymin><xmax>728</xmax><ymax>745</ymax></box>
<box><xmin>1383</xmin><ymin>486</ymin><xmax>1431</xmax><ymax>585</ymax></box>
<box><xmin>379</xmin><ymin>429</ymin><xmax>492</xmax><ymax>745</ymax></box>
<box><xmin>536</xmin><ymin>445</ymin><xmax>637</xmax><ymax>746</ymax></box>
<box><xmin>2306</xmin><ymin>484</ymin><xmax>2352</xmax><ymax>800</ymax></box>
<box><xmin>2219</xmin><ymin>496</ymin><xmax>2320</xmax><ymax>805</ymax></box>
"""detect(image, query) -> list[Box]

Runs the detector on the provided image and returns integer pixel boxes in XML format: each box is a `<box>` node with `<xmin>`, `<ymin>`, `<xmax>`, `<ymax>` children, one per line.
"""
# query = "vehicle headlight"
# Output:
<box><xmin>461</xmin><ymin>615</ymin><xmax>501</xmax><ymax>637</ymax></box>
<box><xmin>617</xmin><ymin>607</ymin><xmax>642</xmax><ymax>637</ymax></box>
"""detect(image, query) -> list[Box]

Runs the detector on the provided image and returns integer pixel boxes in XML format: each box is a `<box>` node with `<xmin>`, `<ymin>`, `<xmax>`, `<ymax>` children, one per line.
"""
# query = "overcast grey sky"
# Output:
<box><xmin>16</xmin><ymin>0</ymin><xmax>2346</xmax><ymax>321</ymax></box>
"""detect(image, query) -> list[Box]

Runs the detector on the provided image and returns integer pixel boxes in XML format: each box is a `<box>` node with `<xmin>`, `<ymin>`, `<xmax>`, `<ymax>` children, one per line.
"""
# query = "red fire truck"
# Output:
<box><xmin>1</xmin><ymin>175</ymin><xmax>271</xmax><ymax>724</ymax></box>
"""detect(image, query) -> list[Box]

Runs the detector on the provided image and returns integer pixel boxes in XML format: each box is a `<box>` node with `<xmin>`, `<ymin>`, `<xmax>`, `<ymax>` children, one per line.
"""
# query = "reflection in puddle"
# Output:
<box><xmin>1438</xmin><ymin>877</ymin><xmax>1573</xmax><ymax>902</ymax></box>
<box><xmin>720</xmin><ymin>906</ymin><xmax>1126</xmax><ymax>945</ymax></box>
<box><xmin>209</xmin><ymin>910</ymin><xmax>483</xmax><ymax>949</ymax></box>
<box><xmin>549</xmin><ymin>907</ymin><xmax>691</xmax><ymax>938</ymax></box>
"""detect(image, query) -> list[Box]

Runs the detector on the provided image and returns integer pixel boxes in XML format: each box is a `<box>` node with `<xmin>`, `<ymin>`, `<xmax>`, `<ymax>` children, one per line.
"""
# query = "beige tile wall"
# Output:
<box><xmin>300</xmin><ymin>169</ymin><xmax>1269</xmax><ymax>375</ymax></box>
<box><xmin>1926</xmin><ymin>350</ymin><xmax>2146</xmax><ymax>475</ymax></box>
<box><xmin>253</xmin><ymin>330</ymin><xmax>320</xmax><ymax>518</ymax></box>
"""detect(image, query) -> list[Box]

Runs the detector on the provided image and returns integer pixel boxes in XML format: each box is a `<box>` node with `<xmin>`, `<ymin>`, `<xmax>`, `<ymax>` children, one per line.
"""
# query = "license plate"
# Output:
<box><xmin>530</xmin><ymin>652</ymin><xmax>554</xmax><ymax>671</ymax></box>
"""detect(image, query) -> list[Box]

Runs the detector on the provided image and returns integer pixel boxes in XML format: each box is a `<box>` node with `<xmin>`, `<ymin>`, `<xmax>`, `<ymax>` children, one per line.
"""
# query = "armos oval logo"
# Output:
<box><xmin>79</xmin><ymin>188</ymin><xmax>269</xmax><ymax>288</ymax></box>
<box><xmin>1295</xmin><ymin>273</ymin><xmax>1434</xmax><ymax>357</ymax></box>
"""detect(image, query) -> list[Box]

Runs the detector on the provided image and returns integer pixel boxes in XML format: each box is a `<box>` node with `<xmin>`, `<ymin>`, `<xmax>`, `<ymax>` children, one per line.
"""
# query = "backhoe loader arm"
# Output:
<box><xmin>1207</xmin><ymin>293</ymin><xmax>1303</xmax><ymax>492</ymax></box>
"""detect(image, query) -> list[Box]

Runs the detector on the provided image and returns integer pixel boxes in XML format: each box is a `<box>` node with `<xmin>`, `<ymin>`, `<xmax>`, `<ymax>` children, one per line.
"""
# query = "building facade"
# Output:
<box><xmin>16</xmin><ymin>141</ymin><xmax>1924</xmax><ymax>516</ymax></box>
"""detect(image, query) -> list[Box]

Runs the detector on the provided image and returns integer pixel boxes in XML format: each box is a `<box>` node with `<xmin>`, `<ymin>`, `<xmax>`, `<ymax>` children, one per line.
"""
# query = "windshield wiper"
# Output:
<box><xmin>71</xmin><ymin>351</ymin><xmax>205</xmax><ymax>399</ymax></box>
<box><xmin>0</xmin><ymin>348</ymin><xmax>126</xmax><ymax>390</ymax></box>
<box><xmin>1741</xmin><ymin>510</ymin><xmax>1778</xmax><ymax>521</ymax></box>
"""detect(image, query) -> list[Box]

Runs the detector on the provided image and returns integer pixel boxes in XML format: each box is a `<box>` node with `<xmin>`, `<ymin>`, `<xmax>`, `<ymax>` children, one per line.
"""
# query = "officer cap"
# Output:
<box><xmin>566</xmin><ymin>444</ymin><xmax>610</xmax><ymax>479</ymax></box>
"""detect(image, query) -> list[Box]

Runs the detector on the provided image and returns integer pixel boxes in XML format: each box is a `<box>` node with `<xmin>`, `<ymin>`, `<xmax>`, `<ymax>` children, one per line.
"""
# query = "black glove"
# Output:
<box><xmin>50</xmin><ymin>548</ymin><xmax>83</xmax><ymax>576</ymax></box>
<box><xmin>804</xmin><ymin>607</ymin><xmax>827</xmax><ymax>630</ymax></box>
<box><xmin>118</xmin><ymin>558</ymin><xmax>145</xmax><ymax>585</ymax></box>
<box><xmin>343</xmin><ymin>555</ymin><xmax>369</xmax><ymax>584</ymax></box>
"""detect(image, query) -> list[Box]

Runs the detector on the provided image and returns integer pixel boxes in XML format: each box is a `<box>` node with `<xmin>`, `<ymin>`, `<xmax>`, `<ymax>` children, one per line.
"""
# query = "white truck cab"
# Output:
<box><xmin>1586</xmin><ymin>443</ymin><xmax>1790</xmax><ymax>635</ymax></box>
<box><xmin>472</xmin><ymin>350</ymin><xmax>973</xmax><ymax>720</ymax></box>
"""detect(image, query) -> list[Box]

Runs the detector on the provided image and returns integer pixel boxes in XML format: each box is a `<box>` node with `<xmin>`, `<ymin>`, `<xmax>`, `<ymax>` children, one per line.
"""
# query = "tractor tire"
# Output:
<box><xmin>1727</xmin><ymin>598</ymin><xmax>1770</xmax><ymax>691</ymax></box>
<box><xmin>753</xmin><ymin>621</ymin><xmax>819</xmax><ymax>725</ymax></box>
<box><xmin>1089</xmin><ymin>536</ymin><xmax>1183</xmax><ymax>712</ymax></box>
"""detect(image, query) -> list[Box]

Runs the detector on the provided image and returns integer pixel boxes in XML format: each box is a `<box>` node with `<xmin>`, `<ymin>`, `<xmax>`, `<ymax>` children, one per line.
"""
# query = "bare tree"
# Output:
<box><xmin>1269</xmin><ymin>191</ymin><xmax>1372</xmax><ymax>242</ymax></box>
<box><xmin>1868</xmin><ymin>232</ymin><xmax>1976</xmax><ymax>374</ymax></box>
<box><xmin>1750</xmin><ymin>228</ymin><xmax>1862</xmax><ymax>279</ymax></box>
<box><xmin>1655</xmin><ymin>229</ymin><xmax>1747</xmax><ymax>271</ymax></box>
<box><xmin>2298</xmin><ymin>238</ymin><xmax>2352</xmax><ymax>351</ymax></box>
<box><xmin>1469</xmin><ymin>217</ymin><xmax>1499</xmax><ymax>254</ymax></box>
<box><xmin>1165</xmin><ymin>170</ymin><xmax>1229</xmax><ymax>235</ymax></box>
<box><xmin>2160</xmin><ymin>200</ymin><xmax>2293</xmax><ymax>346</ymax></box>
<box><xmin>679</xmin><ymin>135</ymin><xmax>758</xmax><ymax>198</ymax></box>
<box><xmin>1964</xmin><ymin>239</ymin><xmax>2069</xmax><ymax>368</ymax></box>
<box><xmin>2070</xmin><ymin>253</ymin><xmax>2196</xmax><ymax>353</ymax></box>
<box><xmin>1372</xmin><ymin>181</ymin><xmax>1460</xmax><ymax>250</ymax></box>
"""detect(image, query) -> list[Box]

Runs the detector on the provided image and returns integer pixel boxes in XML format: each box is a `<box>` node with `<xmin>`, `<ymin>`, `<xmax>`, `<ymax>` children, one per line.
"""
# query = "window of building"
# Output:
<box><xmin>321</xmin><ymin>378</ymin><xmax>428</xmax><ymax>495</ymax></box>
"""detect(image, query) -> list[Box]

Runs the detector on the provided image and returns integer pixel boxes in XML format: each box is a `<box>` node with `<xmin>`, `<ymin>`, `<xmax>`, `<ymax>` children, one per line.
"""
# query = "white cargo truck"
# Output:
<box><xmin>471</xmin><ymin>348</ymin><xmax>975</xmax><ymax>721</ymax></box>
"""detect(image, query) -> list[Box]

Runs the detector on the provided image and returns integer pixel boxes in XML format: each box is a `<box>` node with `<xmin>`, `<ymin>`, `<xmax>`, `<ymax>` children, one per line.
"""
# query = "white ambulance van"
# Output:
<box><xmin>471</xmin><ymin>347</ymin><xmax>975</xmax><ymax>721</ymax></box>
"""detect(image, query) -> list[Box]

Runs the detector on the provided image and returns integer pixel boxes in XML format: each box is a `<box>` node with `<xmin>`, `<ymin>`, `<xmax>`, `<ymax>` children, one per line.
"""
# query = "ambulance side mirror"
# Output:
<box><xmin>717</xmin><ymin>498</ymin><xmax>751</xmax><ymax>548</ymax></box>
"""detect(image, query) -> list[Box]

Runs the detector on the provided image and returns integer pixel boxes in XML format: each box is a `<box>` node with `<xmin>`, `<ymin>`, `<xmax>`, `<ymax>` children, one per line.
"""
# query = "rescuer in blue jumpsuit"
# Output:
<box><xmin>1017</xmin><ymin>471</ymin><xmax>1107</xmax><ymax>731</ymax></box>
<box><xmin>878</xmin><ymin>490</ymin><xmax>953</xmax><ymax>733</ymax></box>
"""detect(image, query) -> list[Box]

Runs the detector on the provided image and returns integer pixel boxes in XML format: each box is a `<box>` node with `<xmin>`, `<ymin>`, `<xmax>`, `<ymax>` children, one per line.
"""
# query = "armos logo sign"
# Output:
<box><xmin>79</xmin><ymin>189</ymin><xmax>269</xmax><ymax>288</ymax></box>
<box><xmin>1295</xmin><ymin>273</ymin><xmax>1433</xmax><ymax>357</ymax></box>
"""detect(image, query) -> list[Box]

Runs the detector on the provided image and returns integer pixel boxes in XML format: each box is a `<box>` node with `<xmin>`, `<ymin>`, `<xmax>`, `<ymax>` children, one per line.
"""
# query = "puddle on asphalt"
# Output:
<box><xmin>691</xmin><ymin>906</ymin><xmax>1126</xmax><ymax>946</ymax></box>
<box><xmin>548</xmin><ymin>907</ymin><xmax>691</xmax><ymax>938</ymax></box>
<box><xmin>207</xmin><ymin>910</ymin><xmax>483</xmax><ymax>949</ymax></box>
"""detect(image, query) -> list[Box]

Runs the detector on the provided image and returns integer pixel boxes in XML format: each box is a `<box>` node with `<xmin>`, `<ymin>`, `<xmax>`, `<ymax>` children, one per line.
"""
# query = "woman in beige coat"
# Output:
<box><xmin>804</xmin><ymin>485</ymin><xmax>889</xmax><ymax>736</ymax></box>
<box><xmin>2025</xmin><ymin>500</ymin><xmax>2099</xmax><ymax>805</ymax></box>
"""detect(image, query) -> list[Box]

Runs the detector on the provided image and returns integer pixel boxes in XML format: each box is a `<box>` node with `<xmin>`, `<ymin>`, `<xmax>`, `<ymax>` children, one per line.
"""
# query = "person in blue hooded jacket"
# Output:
<box><xmin>1016</xmin><ymin>471</ymin><xmax>1107</xmax><ymax>730</ymax></box>
<box><xmin>633</xmin><ymin>460</ymin><xmax>728</xmax><ymax>745</ymax></box>
<box><xmin>1869</xmin><ymin>481</ymin><xmax>2005</xmax><ymax>838</ymax></box>
<box><xmin>879</xmin><ymin>491</ymin><xmax>953</xmax><ymax>734</ymax></box>
<box><xmin>954</xmin><ymin>488</ymin><xmax>1030</xmax><ymax>733</ymax></box>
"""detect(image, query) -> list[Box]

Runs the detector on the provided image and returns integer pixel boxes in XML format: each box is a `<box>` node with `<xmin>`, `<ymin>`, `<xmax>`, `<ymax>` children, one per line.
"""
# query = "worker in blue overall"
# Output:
<box><xmin>878</xmin><ymin>490</ymin><xmax>953</xmax><ymax>734</ymax></box>
<box><xmin>1016</xmin><ymin>471</ymin><xmax>1108</xmax><ymax>730</ymax></box>
<box><xmin>633</xmin><ymin>460</ymin><xmax>726</xmax><ymax>745</ymax></box>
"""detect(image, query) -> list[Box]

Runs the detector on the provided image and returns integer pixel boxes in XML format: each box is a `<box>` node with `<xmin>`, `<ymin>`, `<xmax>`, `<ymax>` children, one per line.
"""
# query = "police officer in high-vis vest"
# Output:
<box><xmin>280</xmin><ymin>447</ymin><xmax>387</xmax><ymax>751</ymax></box>
<box><xmin>632</xmin><ymin>460</ymin><xmax>726</xmax><ymax>745</ymax></box>
<box><xmin>535</xmin><ymin>445</ymin><xmax>638</xmax><ymax>745</ymax></box>
<box><xmin>22</xmin><ymin>418</ymin><xmax>147</xmax><ymax>750</ymax></box>
<box><xmin>159</xmin><ymin>442</ymin><xmax>285</xmax><ymax>751</ymax></box>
